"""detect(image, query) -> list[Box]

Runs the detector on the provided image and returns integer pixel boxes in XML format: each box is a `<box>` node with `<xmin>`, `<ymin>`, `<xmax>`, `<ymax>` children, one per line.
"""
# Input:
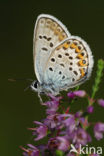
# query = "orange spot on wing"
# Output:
<box><xmin>80</xmin><ymin>68</ymin><xmax>85</xmax><ymax>77</ymax></box>
<box><xmin>63</xmin><ymin>43</ymin><xmax>69</xmax><ymax>49</ymax></box>
<box><xmin>70</xmin><ymin>43</ymin><xmax>77</xmax><ymax>49</ymax></box>
<box><xmin>77</xmin><ymin>54</ymin><xmax>84</xmax><ymax>59</ymax></box>
<box><xmin>54</xmin><ymin>30</ymin><xmax>59</xmax><ymax>35</ymax></box>
<box><xmin>75</xmin><ymin>47</ymin><xmax>81</xmax><ymax>53</ymax></box>
<box><xmin>78</xmin><ymin>60</ymin><xmax>86</xmax><ymax>67</ymax></box>
<box><xmin>59</xmin><ymin>35</ymin><xmax>65</xmax><ymax>41</ymax></box>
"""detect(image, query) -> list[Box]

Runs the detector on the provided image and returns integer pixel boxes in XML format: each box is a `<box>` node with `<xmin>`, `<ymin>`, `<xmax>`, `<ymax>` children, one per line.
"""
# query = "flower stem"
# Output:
<box><xmin>91</xmin><ymin>59</ymin><xmax>104</xmax><ymax>99</ymax></box>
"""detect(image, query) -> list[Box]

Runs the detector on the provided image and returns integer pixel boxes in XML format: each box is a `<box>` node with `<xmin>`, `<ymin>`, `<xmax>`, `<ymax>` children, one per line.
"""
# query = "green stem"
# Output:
<box><xmin>91</xmin><ymin>59</ymin><xmax>104</xmax><ymax>99</ymax></box>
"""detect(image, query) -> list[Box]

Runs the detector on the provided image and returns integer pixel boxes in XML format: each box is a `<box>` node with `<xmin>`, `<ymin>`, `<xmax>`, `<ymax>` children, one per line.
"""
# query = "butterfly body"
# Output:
<box><xmin>31</xmin><ymin>14</ymin><xmax>94</xmax><ymax>95</ymax></box>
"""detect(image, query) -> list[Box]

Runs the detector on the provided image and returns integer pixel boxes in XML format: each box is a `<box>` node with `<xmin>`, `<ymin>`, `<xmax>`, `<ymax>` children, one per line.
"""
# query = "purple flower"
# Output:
<box><xmin>22</xmin><ymin>88</ymin><xmax>104</xmax><ymax>155</ymax></box>
<box><xmin>47</xmin><ymin>93</ymin><xmax>62</xmax><ymax>102</ymax></box>
<box><xmin>98</xmin><ymin>99</ymin><xmax>104</xmax><ymax>107</ymax></box>
<box><xmin>44</xmin><ymin>100</ymin><xmax>59</xmax><ymax>115</ymax></box>
<box><xmin>57</xmin><ymin>136</ymin><xmax>70</xmax><ymax>151</ymax></box>
<box><xmin>48</xmin><ymin>138</ymin><xmax>59</xmax><ymax>150</ymax></box>
<box><xmin>43</xmin><ymin>94</ymin><xmax>62</xmax><ymax>115</ymax></box>
<box><xmin>22</xmin><ymin>144</ymin><xmax>39</xmax><ymax>156</ymax></box>
<box><xmin>63</xmin><ymin>116</ymin><xmax>76</xmax><ymax>133</ymax></box>
<box><xmin>75</xmin><ymin>111</ymin><xmax>83</xmax><ymax>118</ymax></box>
<box><xmin>38</xmin><ymin>145</ymin><xmax>47</xmax><ymax>156</ymax></box>
<box><xmin>72</xmin><ymin>128</ymin><xmax>91</xmax><ymax>147</ymax></box>
<box><xmin>67</xmin><ymin>90</ymin><xmax>86</xmax><ymax>99</ymax></box>
<box><xmin>94</xmin><ymin>122</ymin><xmax>104</xmax><ymax>140</ymax></box>
<box><xmin>74</xmin><ymin>90</ymin><xmax>86</xmax><ymax>97</ymax></box>
<box><xmin>33</xmin><ymin>121</ymin><xmax>48</xmax><ymax>141</ymax></box>
<box><xmin>44</xmin><ymin>114</ymin><xmax>57</xmax><ymax>129</ymax></box>
<box><xmin>67</xmin><ymin>92</ymin><xmax>75</xmax><ymax>99</ymax></box>
<box><xmin>87</xmin><ymin>106</ymin><xmax>94</xmax><ymax>113</ymax></box>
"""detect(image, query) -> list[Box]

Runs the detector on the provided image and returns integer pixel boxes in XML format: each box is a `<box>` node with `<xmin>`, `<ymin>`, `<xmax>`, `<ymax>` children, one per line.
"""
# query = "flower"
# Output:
<box><xmin>75</xmin><ymin>111</ymin><xmax>83</xmax><ymax>118</ymax></box>
<box><xmin>33</xmin><ymin>121</ymin><xmax>48</xmax><ymax>141</ymax></box>
<box><xmin>57</xmin><ymin>136</ymin><xmax>70</xmax><ymax>151</ymax></box>
<box><xmin>67</xmin><ymin>90</ymin><xmax>86</xmax><ymax>99</ymax></box>
<box><xmin>72</xmin><ymin>128</ymin><xmax>91</xmax><ymax>147</ymax></box>
<box><xmin>47</xmin><ymin>93</ymin><xmax>62</xmax><ymax>102</ymax></box>
<box><xmin>48</xmin><ymin>137</ymin><xmax>59</xmax><ymax>150</ymax></box>
<box><xmin>44</xmin><ymin>100</ymin><xmax>59</xmax><ymax>115</ymax></box>
<box><xmin>43</xmin><ymin>114</ymin><xmax>62</xmax><ymax>129</ymax></box>
<box><xmin>22</xmin><ymin>144</ymin><xmax>39</xmax><ymax>156</ymax></box>
<box><xmin>63</xmin><ymin>115</ymin><xmax>76</xmax><ymax>133</ymax></box>
<box><xmin>67</xmin><ymin>92</ymin><xmax>75</xmax><ymax>99</ymax></box>
<box><xmin>87</xmin><ymin>106</ymin><xmax>94</xmax><ymax>113</ymax></box>
<box><xmin>22</xmin><ymin>86</ymin><xmax>104</xmax><ymax>156</ymax></box>
<box><xmin>74</xmin><ymin>90</ymin><xmax>86</xmax><ymax>97</ymax></box>
<box><xmin>97</xmin><ymin>99</ymin><xmax>104</xmax><ymax>107</ymax></box>
<box><xmin>43</xmin><ymin>94</ymin><xmax>62</xmax><ymax>115</ymax></box>
<box><xmin>94</xmin><ymin>122</ymin><xmax>104</xmax><ymax>140</ymax></box>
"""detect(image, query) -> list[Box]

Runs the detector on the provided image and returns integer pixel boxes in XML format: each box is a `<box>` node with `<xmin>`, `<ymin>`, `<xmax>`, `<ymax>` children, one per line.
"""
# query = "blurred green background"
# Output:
<box><xmin>0</xmin><ymin>0</ymin><xmax>104</xmax><ymax>155</ymax></box>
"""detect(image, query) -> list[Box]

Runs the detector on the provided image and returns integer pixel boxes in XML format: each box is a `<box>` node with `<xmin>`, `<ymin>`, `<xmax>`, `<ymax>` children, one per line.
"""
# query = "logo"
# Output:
<box><xmin>70</xmin><ymin>144</ymin><xmax>103</xmax><ymax>155</ymax></box>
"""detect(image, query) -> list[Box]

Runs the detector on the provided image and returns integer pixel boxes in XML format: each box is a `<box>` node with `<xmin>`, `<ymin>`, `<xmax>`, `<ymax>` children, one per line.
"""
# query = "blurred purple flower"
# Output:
<box><xmin>22</xmin><ymin>89</ymin><xmax>104</xmax><ymax>155</ymax></box>
<box><xmin>72</xmin><ymin>128</ymin><xmax>91</xmax><ymax>147</ymax></box>
<box><xmin>57</xmin><ymin>136</ymin><xmax>70</xmax><ymax>151</ymax></box>
<box><xmin>43</xmin><ymin>94</ymin><xmax>62</xmax><ymax>115</ymax></box>
<box><xmin>43</xmin><ymin>114</ymin><xmax>61</xmax><ymax>129</ymax></box>
<box><xmin>47</xmin><ymin>93</ymin><xmax>62</xmax><ymax>102</ymax></box>
<box><xmin>67</xmin><ymin>92</ymin><xmax>75</xmax><ymax>99</ymax></box>
<box><xmin>94</xmin><ymin>122</ymin><xmax>104</xmax><ymax>140</ymax></box>
<box><xmin>33</xmin><ymin>121</ymin><xmax>48</xmax><ymax>141</ymax></box>
<box><xmin>74</xmin><ymin>90</ymin><xmax>86</xmax><ymax>97</ymax></box>
<box><xmin>63</xmin><ymin>116</ymin><xmax>76</xmax><ymax>134</ymax></box>
<box><xmin>98</xmin><ymin>99</ymin><xmax>104</xmax><ymax>107</ymax></box>
<box><xmin>67</xmin><ymin>90</ymin><xmax>86</xmax><ymax>99</ymax></box>
<box><xmin>87</xmin><ymin>105</ymin><xmax>94</xmax><ymax>113</ymax></box>
<box><xmin>75</xmin><ymin>111</ymin><xmax>83</xmax><ymax>118</ymax></box>
<box><xmin>44</xmin><ymin>101</ymin><xmax>59</xmax><ymax>115</ymax></box>
<box><xmin>48</xmin><ymin>137</ymin><xmax>58</xmax><ymax>150</ymax></box>
<box><xmin>22</xmin><ymin>144</ymin><xmax>39</xmax><ymax>156</ymax></box>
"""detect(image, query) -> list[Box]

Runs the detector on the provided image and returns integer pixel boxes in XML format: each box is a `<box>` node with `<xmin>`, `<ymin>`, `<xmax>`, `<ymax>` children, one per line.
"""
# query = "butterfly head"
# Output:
<box><xmin>30</xmin><ymin>80</ymin><xmax>45</xmax><ymax>94</ymax></box>
<box><xmin>30</xmin><ymin>80</ymin><xmax>39</xmax><ymax>92</ymax></box>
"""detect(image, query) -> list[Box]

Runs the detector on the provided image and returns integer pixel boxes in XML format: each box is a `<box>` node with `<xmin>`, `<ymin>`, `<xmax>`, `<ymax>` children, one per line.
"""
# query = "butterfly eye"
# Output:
<box><xmin>33</xmin><ymin>81</ymin><xmax>38</xmax><ymax>89</ymax></box>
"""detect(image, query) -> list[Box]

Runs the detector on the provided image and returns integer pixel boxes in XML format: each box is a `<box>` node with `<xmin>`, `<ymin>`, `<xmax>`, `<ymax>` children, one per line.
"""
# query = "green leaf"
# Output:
<box><xmin>56</xmin><ymin>150</ymin><xmax>64</xmax><ymax>156</ymax></box>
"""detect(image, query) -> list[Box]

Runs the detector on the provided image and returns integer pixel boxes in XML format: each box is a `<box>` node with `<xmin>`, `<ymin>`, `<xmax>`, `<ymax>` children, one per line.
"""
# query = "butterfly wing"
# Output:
<box><xmin>43</xmin><ymin>36</ymin><xmax>94</xmax><ymax>94</ymax></box>
<box><xmin>33</xmin><ymin>14</ymin><xmax>71</xmax><ymax>83</ymax></box>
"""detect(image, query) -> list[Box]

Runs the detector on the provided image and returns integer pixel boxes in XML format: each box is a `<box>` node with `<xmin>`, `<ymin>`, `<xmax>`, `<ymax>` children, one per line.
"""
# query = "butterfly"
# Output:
<box><xmin>30</xmin><ymin>14</ymin><xmax>94</xmax><ymax>96</ymax></box>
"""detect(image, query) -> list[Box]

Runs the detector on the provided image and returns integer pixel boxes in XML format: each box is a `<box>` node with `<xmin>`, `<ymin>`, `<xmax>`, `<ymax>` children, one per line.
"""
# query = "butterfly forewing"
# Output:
<box><xmin>43</xmin><ymin>36</ymin><xmax>93</xmax><ymax>93</ymax></box>
<box><xmin>33</xmin><ymin>14</ymin><xmax>71</xmax><ymax>83</ymax></box>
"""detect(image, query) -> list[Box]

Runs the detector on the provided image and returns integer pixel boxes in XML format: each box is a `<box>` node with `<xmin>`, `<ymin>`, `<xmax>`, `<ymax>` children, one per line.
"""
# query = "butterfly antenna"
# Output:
<box><xmin>24</xmin><ymin>85</ymin><xmax>31</xmax><ymax>91</ymax></box>
<box><xmin>8</xmin><ymin>78</ymin><xmax>33</xmax><ymax>82</ymax></box>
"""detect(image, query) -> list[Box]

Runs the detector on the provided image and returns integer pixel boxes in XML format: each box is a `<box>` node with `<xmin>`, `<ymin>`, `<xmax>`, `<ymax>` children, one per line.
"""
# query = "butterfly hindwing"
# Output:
<box><xmin>33</xmin><ymin>14</ymin><xmax>71</xmax><ymax>83</ymax></box>
<box><xmin>43</xmin><ymin>36</ymin><xmax>94</xmax><ymax>94</ymax></box>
